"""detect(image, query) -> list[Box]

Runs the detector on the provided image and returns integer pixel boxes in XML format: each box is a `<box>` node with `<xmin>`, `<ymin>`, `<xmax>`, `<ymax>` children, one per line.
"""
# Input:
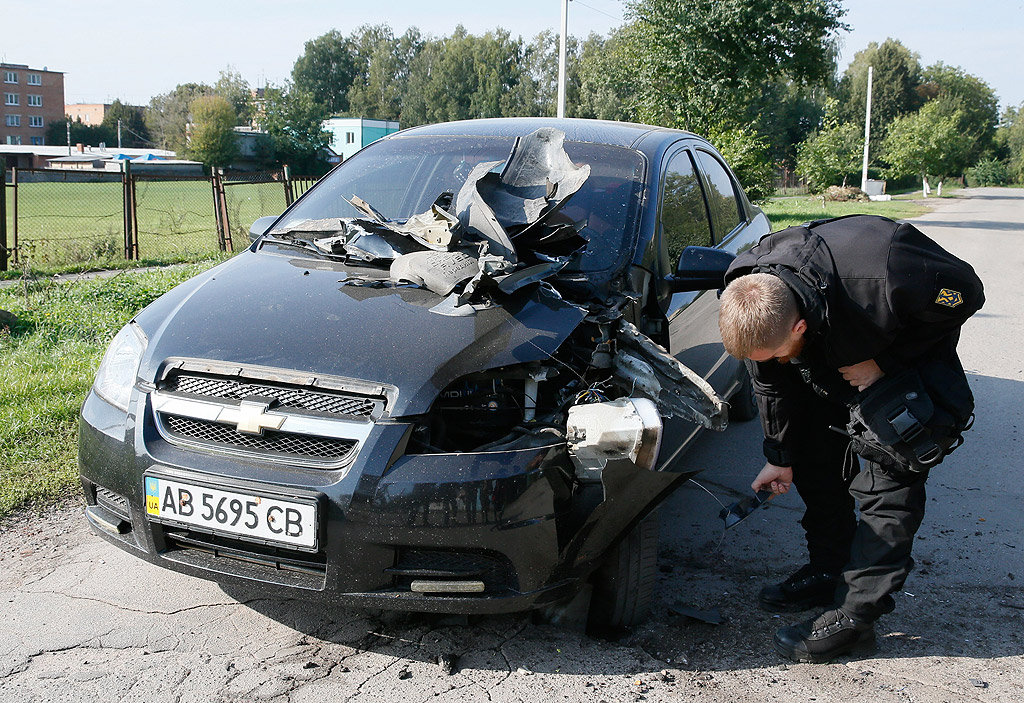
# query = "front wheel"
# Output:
<box><xmin>586</xmin><ymin>510</ymin><xmax>659</xmax><ymax>637</ymax></box>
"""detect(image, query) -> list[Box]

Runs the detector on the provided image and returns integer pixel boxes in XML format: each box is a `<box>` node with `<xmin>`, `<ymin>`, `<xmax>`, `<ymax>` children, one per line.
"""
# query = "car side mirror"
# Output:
<box><xmin>665</xmin><ymin>246</ymin><xmax>736</xmax><ymax>293</ymax></box>
<box><xmin>249</xmin><ymin>215</ymin><xmax>279</xmax><ymax>243</ymax></box>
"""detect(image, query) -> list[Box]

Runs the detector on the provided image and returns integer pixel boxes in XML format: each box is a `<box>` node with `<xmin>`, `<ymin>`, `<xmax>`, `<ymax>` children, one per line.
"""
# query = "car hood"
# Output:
<box><xmin>134</xmin><ymin>251</ymin><xmax>588</xmax><ymax>416</ymax></box>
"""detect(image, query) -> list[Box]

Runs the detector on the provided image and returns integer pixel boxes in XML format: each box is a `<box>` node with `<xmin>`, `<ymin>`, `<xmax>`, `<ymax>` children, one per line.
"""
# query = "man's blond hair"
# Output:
<box><xmin>719</xmin><ymin>273</ymin><xmax>799</xmax><ymax>359</ymax></box>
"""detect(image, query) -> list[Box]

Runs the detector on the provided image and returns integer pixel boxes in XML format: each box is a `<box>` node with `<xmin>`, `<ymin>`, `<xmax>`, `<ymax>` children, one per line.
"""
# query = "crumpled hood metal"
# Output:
<box><xmin>134</xmin><ymin>252</ymin><xmax>587</xmax><ymax>416</ymax></box>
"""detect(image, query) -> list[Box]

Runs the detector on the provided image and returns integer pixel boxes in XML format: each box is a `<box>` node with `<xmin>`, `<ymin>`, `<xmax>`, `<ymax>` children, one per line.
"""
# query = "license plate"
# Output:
<box><xmin>144</xmin><ymin>476</ymin><xmax>317</xmax><ymax>549</ymax></box>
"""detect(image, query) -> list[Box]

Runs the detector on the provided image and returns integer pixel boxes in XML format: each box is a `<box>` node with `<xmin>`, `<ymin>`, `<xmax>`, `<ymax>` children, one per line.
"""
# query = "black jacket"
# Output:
<box><xmin>724</xmin><ymin>215</ymin><xmax>984</xmax><ymax>467</ymax></box>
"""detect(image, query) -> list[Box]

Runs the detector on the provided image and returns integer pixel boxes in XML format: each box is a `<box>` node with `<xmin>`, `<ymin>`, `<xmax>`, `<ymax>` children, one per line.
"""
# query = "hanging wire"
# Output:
<box><xmin>572</xmin><ymin>0</ymin><xmax>625</xmax><ymax>23</ymax></box>
<box><xmin>687</xmin><ymin>477</ymin><xmax>730</xmax><ymax>551</ymax></box>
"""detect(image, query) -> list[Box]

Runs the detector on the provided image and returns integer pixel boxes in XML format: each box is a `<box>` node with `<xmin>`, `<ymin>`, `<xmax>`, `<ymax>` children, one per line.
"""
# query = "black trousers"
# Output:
<box><xmin>791</xmin><ymin>388</ymin><xmax>929</xmax><ymax>623</ymax></box>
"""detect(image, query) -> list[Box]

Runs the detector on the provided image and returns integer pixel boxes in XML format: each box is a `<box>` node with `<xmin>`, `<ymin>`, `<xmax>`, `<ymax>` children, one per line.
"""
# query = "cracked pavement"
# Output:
<box><xmin>2</xmin><ymin>189</ymin><xmax>1023</xmax><ymax>702</ymax></box>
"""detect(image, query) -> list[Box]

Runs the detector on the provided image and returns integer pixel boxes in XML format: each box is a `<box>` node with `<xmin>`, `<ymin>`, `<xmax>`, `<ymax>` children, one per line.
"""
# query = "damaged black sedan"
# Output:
<box><xmin>79</xmin><ymin>118</ymin><xmax>770</xmax><ymax>632</ymax></box>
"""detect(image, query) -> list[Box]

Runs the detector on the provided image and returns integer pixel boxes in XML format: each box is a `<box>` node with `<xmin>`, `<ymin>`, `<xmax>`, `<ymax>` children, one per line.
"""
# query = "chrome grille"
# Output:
<box><xmin>165</xmin><ymin>373</ymin><xmax>379</xmax><ymax>418</ymax></box>
<box><xmin>162</xmin><ymin>414</ymin><xmax>357</xmax><ymax>464</ymax></box>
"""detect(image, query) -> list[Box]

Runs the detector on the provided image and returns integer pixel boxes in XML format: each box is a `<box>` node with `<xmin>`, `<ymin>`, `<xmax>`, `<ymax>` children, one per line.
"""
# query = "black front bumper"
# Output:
<box><xmin>79</xmin><ymin>389</ymin><xmax>601</xmax><ymax>614</ymax></box>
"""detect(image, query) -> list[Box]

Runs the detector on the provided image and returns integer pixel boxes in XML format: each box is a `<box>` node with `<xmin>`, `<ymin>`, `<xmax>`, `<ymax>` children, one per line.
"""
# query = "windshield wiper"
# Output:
<box><xmin>261</xmin><ymin>233</ymin><xmax>337</xmax><ymax>258</ymax></box>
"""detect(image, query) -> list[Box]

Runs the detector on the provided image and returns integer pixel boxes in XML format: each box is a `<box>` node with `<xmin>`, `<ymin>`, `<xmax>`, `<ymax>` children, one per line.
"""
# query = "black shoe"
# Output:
<box><xmin>773</xmin><ymin>608</ymin><xmax>876</xmax><ymax>663</ymax></box>
<box><xmin>758</xmin><ymin>564</ymin><xmax>838</xmax><ymax>613</ymax></box>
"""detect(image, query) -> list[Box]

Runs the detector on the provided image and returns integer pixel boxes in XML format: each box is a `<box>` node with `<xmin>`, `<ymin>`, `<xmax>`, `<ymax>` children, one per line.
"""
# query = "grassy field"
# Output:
<box><xmin>760</xmin><ymin>195</ymin><xmax>931</xmax><ymax>231</ymax></box>
<box><xmin>3</xmin><ymin>177</ymin><xmax>288</xmax><ymax>277</ymax></box>
<box><xmin>0</xmin><ymin>263</ymin><xmax>219</xmax><ymax>519</ymax></box>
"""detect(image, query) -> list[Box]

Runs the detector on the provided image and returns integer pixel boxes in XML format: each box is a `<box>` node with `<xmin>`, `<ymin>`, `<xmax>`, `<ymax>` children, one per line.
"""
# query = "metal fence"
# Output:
<box><xmin>0</xmin><ymin>164</ymin><xmax>318</xmax><ymax>271</ymax></box>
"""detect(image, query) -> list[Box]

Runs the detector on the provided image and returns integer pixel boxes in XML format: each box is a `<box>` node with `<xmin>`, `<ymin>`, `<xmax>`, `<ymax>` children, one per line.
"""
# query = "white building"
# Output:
<box><xmin>322</xmin><ymin>117</ymin><xmax>400</xmax><ymax>161</ymax></box>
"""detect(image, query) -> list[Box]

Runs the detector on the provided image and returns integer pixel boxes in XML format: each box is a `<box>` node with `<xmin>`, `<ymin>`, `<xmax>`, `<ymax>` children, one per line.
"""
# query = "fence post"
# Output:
<box><xmin>212</xmin><ymin>168</ymin><xmax>232</xmax><ymax>253</ymax></box>
<box><xmin>128</xmin><ymin>167</ymin><xmax>139</xmax><ymax>260</ymax></box>
<box><xmin>211</xmin><ymin>169</ymin><xmax>224</xmax><ymax>248</ymax></box>
<box><xmin>10</xmin><ymin>168</ymin><xmax>17</xmax><ymax>265</ymax></box>
<box><xmin>0</xmin><ymin>160</ymin><xmax>7</xmax><ymax>272</ymax></box>
<box><xmin>122</xmin><ymin>160</ymin><xmax>133</xmax><ymax>260</ymax></box>
<box><xmin>283</xmin><ymin>164</ymin><xmax>294</xmax><ymax>206</ymax></box>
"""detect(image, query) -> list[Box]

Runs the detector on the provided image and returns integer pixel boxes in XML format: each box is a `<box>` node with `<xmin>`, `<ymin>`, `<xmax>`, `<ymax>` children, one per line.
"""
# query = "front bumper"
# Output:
<box><xmin>79</xmin><ymin>389</ymin><xmax>588</xmax><ymax>613</ymax></box>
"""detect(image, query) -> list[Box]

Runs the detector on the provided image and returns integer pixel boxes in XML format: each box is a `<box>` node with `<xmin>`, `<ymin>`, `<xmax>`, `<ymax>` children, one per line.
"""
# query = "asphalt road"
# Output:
<box><xmin>1</xmin><ymin>187</ymin><xmax>1022</xmax><ymax>702</ymax></box>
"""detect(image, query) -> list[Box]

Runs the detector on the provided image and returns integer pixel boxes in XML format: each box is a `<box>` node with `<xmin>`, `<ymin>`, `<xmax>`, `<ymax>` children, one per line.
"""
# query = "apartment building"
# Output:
<box><xmin>2</xmin><ymin>63</ymin><xmax>65</xmax><ymax>146</ymax></box>
<box><xmin>65</xmin><ymin>103</ymin><xmax>110</xmax><ymax>125</ymax></box>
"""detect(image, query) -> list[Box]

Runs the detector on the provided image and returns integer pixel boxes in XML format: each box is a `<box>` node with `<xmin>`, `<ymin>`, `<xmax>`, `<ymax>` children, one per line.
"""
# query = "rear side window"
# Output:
<box><xmin>661</xmin><ymin>149</ymin><xmax>712</xmax><ymax>266</ymax></box>
<box><xmin>695</xmin><ymin>150</ymin><xmax>743</xmax><ymax>243</ymax></box>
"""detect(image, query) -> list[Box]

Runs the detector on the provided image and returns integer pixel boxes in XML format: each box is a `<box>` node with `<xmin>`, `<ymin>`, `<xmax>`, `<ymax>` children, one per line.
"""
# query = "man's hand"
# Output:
<box><xmin>838</xmin><ymin>359</ymin><xmax>884</xmax><ymax>391</ymax></box>
<box><xmin>752</xmin><ymin>462</ymin><xmax>793</xmax><ymax>495</ymax></box>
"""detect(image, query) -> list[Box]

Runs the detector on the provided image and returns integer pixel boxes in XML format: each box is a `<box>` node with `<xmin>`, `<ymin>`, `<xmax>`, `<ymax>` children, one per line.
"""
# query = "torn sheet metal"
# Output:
<box><xmin>300</xmin><ymin>128</ymin><xmax>592</xmax><ymax>313</ymax></box>
<box><xmin>501</xmin><ymin>128</ymin><xmax>591</xmax><ymax>211</ymax></box>
<box><xmin>344</xmin><ymin>194</ymin><xmax>387</xmax><ymax>222</ymax></box>
<box><xmin>394</xmin><ymin>203</ymin><xmax>461</xmax><ymax>250</ymax></box>
<box><xmin>455</xmin><ymin>160</ymin><xmax>518</xmax><ymax>262</ymax></box>
<box><xmin>390</xmin><ymin>250</ymin><xmax>480</xmax><ymax>297</ymax></box>
<box><xmin>344</xmin><ymin>219</ymin><xmax>429</xmax><ymax>261</ymax></box>
<box><xmin>614</xmin><ymin>321</ymin><xmax>728</xmax><ymax>431</ymax></box>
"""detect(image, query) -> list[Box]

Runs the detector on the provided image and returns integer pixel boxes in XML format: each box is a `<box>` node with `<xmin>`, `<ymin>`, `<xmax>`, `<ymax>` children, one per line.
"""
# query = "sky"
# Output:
<box><xmin>2</xmin><ymin>0</ymin><xmax>1022</xmax><ymax>111</ymax></box>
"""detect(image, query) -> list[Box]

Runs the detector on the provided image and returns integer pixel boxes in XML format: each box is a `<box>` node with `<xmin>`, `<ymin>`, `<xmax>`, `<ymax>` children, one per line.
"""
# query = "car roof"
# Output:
<box><xmin>391</xmin><ymin>117</ymin><xmax>700</xmax><ymax>150</ymax></box>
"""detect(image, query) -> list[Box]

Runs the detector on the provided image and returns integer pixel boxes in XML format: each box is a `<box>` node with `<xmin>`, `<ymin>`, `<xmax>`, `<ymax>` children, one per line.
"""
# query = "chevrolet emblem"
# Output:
<box><xmin>219</xmin><ymin>400</ymin><xmax>285</xmax><ymax>435</ymax></box>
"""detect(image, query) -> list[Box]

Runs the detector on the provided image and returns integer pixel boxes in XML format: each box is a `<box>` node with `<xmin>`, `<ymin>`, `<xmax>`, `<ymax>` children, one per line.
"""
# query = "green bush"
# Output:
<box><xmin>965</xmin><ymin>158</ymin><xmax>1010</xmax><ymax>187</ymax></box>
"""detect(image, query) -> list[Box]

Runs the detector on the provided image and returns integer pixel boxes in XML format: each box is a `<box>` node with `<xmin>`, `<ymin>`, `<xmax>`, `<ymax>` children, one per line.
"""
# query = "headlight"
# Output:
<box><xmin>93</xmin><ymin>323</ymin><xmax>148</xmax><ymax>412</ymax></box>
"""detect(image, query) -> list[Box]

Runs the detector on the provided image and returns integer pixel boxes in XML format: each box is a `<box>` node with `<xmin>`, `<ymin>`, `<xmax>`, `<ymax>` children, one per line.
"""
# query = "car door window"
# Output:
<box><xmin>695</xmin><ymin>150</ymin><xmax>743</xmax><ymax>244</ymax></box>
<box><xmin>661</xmin><ymin>149</ymin><xmax>712</xmax><ymax>267</ymax></box>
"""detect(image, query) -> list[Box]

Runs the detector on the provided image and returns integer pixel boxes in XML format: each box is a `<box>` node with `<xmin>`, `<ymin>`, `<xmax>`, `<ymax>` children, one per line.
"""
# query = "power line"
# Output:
<box><xmin>572</xmin><ymin>0</ymin><xmax>625</xmax><ymax>24</ymax></box>
<box><xmin>121</xmin><ymin>123</ymin><xmax>159</xmax><ymax>147</ymax></box>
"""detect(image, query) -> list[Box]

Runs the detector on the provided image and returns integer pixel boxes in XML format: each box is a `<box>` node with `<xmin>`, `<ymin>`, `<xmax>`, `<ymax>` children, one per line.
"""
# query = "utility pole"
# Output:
<box><xmin>117</xmin><ymin>119</ymin><xmax>122</xmax><ymax>149</ymax></box>
<box><xmin>557</xmin><ymin>0</ymin><xmax>568</xmax><ymax>118</ymax></box>
<box><xmin>860</xmin><ymin>66</ymin><xmax>873</xmax><ymax>192</ymax></box>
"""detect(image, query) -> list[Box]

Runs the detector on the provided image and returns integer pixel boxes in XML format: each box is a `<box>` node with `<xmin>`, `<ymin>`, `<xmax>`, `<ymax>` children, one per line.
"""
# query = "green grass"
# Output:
<box><xmin>761</xmin><ymin>196</ymin><xmax>932</xmax><ymax>231</ymax></box>
<box><xmin>0</xmin><ymin>262</ymin><xmax>219</xmax><ymax>518</ymax></box>
<box><xmin>3</xmin><ymin>178</ymin><xmax>287</xmax><ymax>276</ymax></box>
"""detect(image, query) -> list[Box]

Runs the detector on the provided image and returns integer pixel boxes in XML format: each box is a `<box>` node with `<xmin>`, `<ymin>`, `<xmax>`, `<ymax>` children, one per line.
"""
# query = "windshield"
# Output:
<box><xmin>275</xmin><ymin>135</ymin><xmax>646</xmax><ymax>273</ymax></box>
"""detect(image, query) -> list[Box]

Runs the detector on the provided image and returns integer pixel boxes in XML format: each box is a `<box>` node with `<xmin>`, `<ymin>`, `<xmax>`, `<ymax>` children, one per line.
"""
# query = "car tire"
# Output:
<box><xmin>728</xmin><ymin>364</ymin><xmax>758</xmax><ymax>422</ymax></box>
<box><xmin>586</xmin><ymin>510</ymin><xmax>659</xmax><ymax>637</ymax></box>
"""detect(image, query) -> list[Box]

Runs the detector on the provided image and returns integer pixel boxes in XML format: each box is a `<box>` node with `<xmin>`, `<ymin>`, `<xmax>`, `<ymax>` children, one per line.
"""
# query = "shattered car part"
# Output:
<box><xmin>615</xmin><ymin>321</ymin><xmax>728</xmax><ymax>431</ymax></box>
<box><xmin>567</xmin><ymin>398</ymin><xmax>663</xmax><ymax>479</ymax></box>
<box><xmin>719</xmin><ymin>490</ymin><xmax>774</xmax><ymax>529</ymax></box>
<box><xmin>390</xmin><ymin>250</ymin><xmax>480</xmax><ymax>297</ymax></box>
<box><xmin>393</xmin><ymin>202</ymin><xmax>461</xmax><ymax>250</ymax></box>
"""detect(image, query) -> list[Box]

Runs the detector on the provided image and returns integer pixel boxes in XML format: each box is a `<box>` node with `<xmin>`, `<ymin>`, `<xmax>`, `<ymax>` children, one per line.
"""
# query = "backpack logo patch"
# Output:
<box><xmin>935</xmin><ymin>288</ymin><xmax>963</xmax><ymax>308</ymax></box>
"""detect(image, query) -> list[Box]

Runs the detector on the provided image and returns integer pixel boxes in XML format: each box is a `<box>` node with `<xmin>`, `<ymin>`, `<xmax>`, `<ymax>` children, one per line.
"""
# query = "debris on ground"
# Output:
<box><xmin>820</xmin><ymin>185</ymin><xmax>869</xmax><ymax>202</ymax></box>
<box><xmin>669</xmin><ymin>604</ymin><xmax>725</xmax><ymax>625</ymax></box>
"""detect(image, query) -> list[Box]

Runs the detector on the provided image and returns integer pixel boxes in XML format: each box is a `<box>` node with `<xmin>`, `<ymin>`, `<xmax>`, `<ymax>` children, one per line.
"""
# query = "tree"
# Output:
<box><xmin>881</xmin><ymin>99</ymin><xmax>973</xmax><ymax>187</ymax></box>
<box><xmin>837</xmin><ymin>39</ymin><xmax>923</xmax><ymax>152</ymax></box>
<box><xmin>101</xmin><ymin>99</ymin><xmax>150</xmax><ymax>148</ymax></box>
<box><xmin>574</xmin><ymin>31</ymin><xmax>635</xmax><ymax>121</ymax></box>
<box><xmin>147</xmin><ymin>82</ymin><xmax>212</xmax><ymax>152</ymax></box>
<box><xmin>45</xmin><ymin>118</ymin><xmax>115</xmax><ymax>147</ymax></box>
<box><xmin>919</xmin><ymin>62</ymin><xmax>999</xmax><ymax>163</ymax></box>
<box><xmin>707</xmin><ymin>126</ymin><xmax>775</xmax><ymax>202</ymax></box>
<box><xmin>346</xmin><ymin>26</ymin><xmax>422</xmax><ymax>120</ymax></box>
<box><xmin>213</xmin><ymin>68</ymin><xmax>254</xmax><ymax>125</ymax></box>
<box><xmin>796</xmin><ymin>98</ymin><xmax>863</xmax><ymax>191</ymax></box>
<box><xmin>620</xmin><ymin>0</ymin><xmax>846</xmax><ymax>134</ymax></box>
<box><xmin>996</xmin><ymin>103</ymin><xmax>1024</xmax><ymax>182</ymax></box>
<box><xmin>260</xmin><ymin>86</ymin><xmax>331</xmax><ymax>174</ymax></box>
<box><xmin>185</xmin><ymin>95</ymin><xmax>239</xmax><ymax>168</ymax></box>
<box><xmin>292</xmin><ymin>30</ymin><xmax>360</xmax><ymax>115</ymax></box>
<box><xmin>401</xmin><ymin>27</ymin><xmax>529</xmax><ymax>127</ymax></box>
